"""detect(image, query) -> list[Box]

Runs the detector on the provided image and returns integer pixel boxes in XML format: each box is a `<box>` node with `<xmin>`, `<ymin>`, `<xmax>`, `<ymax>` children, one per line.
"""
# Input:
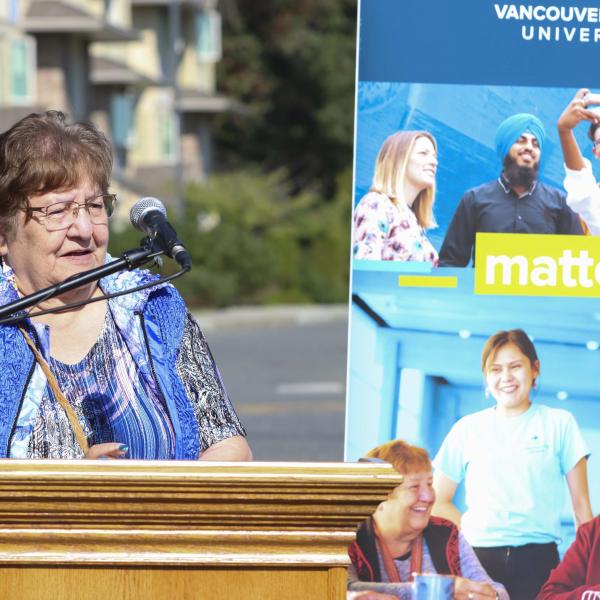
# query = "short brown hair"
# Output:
<box><xmin>0</xmin><ymin>110</ymin><xmax>113</xmax><ymax>227</ymax></box>
<box><xmin>481</xmin><ymin>328</ymin><xmax>539</xmax><ymax>372</ymax></box>
<box><xmin>364</xmin><ymin>439</ymin><xmax>431</xmax><ymax>475</ymax></box>
<box><xmin>370</xmin><ymin>130</ymin><xmax>437</xmax><ymax>229</ymax></box>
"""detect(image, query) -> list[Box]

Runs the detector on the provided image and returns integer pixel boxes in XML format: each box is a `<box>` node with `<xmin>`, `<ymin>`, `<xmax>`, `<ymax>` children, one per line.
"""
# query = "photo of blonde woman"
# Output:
<box><xmin>353</xmin><ymin>131</ymin><xmax>439</xmax><ymax>265</ymax></box>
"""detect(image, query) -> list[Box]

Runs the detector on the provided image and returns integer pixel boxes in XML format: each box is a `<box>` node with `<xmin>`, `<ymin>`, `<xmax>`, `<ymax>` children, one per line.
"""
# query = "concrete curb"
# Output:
<box><xmin>192</xmin><ymin>304</ymin><xmax>349</xmax><ymax>332</ymax></box>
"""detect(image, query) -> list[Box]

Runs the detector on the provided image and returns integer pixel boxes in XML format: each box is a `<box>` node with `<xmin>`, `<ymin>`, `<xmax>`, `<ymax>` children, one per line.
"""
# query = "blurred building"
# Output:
<box><xmin>0</xmin><ymin>0</ymin><xmax>237</xmax><ymax>217</ymax></box>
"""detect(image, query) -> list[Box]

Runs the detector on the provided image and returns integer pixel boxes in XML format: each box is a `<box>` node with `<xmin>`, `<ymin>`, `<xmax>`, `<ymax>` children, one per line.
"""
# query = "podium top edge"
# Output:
<box><xmin>0</xmin><ymin>459</ymin><xmax>403</xmax><ymax>482</ymax></box>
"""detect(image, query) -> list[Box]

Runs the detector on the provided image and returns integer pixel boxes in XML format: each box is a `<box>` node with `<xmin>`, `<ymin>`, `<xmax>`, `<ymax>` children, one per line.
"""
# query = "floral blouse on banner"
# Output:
<box><xmin>352</xmin><ymin>192</ymin><xmax>438</xmax><ymax>265</ymax></box>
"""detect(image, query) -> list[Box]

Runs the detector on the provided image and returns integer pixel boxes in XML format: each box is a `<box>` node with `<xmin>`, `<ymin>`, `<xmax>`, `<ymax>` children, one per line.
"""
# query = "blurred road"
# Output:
<box><xmin>194</xmin><ymin>305</ymin><xmax>348</xmax><ymax>461</ymax></box>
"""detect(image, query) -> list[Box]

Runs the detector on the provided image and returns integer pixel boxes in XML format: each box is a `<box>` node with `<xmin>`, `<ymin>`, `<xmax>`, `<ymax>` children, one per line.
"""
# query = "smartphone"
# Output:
<box><xmin>585</xmin><ymin>92</ymin><xmax>600</xmax><ymax>107</ymax></box>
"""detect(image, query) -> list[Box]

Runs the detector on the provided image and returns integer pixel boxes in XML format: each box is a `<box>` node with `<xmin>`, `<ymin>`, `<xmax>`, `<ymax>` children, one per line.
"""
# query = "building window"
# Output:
<box><xmin>110</xmin><ymin>92</ymin><xmax>135</xmax><ymax>148</ymax></box>
<box><xmin>8</xmin><ymin>0</ymin><xmax>19</xmax><ymax>23</ymax></box>
<box><xmin>157</xmin><ymin>12</ymin><xmax>170</xmax><ymax>78</ymax></box>
<box><xmin>65</xmin><ymin>37</ymin><xmax>87</xmax><ymax>119</ymax></box>
<box><xmin>160</xmin><ymin>109</ymin><xmax>176</xmax><ymax>160</ymax></box>
<box><xmin>10</xmin><ymin>37</ymin><xmax>34</xmax><ymax>103</ymax></box>
<box><xmin>104</xmin><ymin>0</ymin><xmax>119</xmax><ymax>25</ymax></box>
<box><xmin>196</xmin><ymin>9</ymin><xmax>222</xmax><ymax>62</ymax></box>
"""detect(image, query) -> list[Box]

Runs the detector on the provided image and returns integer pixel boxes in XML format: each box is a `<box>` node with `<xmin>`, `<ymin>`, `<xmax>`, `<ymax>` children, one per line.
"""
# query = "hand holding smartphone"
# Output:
<box><xmin>583</xmin><ymin>92</ymin><xmax>600</xmax><ymax>107</ymax></box>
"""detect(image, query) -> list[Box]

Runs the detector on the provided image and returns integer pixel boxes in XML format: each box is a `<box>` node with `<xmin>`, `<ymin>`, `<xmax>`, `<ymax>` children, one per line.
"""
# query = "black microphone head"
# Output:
<box><xmin>130</xmin><ymin>196</ymin><xmax>167</xmax><ymax>232</ymax></box>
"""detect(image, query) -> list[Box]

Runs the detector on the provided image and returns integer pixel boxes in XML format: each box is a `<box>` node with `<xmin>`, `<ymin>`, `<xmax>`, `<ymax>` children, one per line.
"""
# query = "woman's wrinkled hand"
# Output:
<box><xmin>84</xmin><ymin>443</ymin><xmax>128</xmax><ymax>460</ymax></box>
<box><xmin>454</xmin><ymin>577</ymin><xmax>497</xmax><ymax>600</ymax></box>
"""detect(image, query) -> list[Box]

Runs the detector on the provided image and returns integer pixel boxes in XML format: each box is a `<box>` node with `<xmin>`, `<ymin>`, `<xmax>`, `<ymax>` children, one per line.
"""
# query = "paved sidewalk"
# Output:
<box><xmin>192</xmin><ymin>303</ymin><xmax>348</xmax><ymax>332</ymax></box>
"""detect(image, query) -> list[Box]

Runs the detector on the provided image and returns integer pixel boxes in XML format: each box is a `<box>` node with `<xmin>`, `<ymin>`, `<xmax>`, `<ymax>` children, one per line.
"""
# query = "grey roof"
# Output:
<box><xmin>25</xmin><ymin>1</ymin><xmax>139</xmax><ymax>41</ymax></box>
<box><xmin>131</xmin><ymin>0</ymin><xmax>207</xmax><ymax>8</ymax></box>
<box><xmin>178</xmin><ymin>90</ymin><xmax>246</xmax><ymax>114</ymax></box>
<box><xmin>91</xmin><ymin>55</ymin><xmax>160</xmax><ymax>86</ymax></box>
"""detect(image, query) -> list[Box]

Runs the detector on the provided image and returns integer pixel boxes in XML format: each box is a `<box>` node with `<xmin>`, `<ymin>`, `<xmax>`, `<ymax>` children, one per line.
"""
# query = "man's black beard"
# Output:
<box><xmin>502</xmin><ymin>154</ymin><xmax>538</xmax><ymax>190</ymax></box>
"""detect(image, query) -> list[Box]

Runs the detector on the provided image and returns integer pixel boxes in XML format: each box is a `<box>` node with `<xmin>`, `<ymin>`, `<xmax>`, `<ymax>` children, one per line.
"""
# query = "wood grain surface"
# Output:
<box><xmin>0</xmin><ymin>460</ymin><xmax>401</xmax><ymax>600</ymax></box>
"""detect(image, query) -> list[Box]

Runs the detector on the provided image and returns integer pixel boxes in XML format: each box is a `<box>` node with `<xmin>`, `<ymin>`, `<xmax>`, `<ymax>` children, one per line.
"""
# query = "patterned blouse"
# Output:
<box><xmin>22</xmin><ymin>310</ymin><xmax>245</xmax><ymax>459</ymax></box>
<box><xmin>353</xmin><ymin>192</ymin><xmax>439</xmax><ymax>265</ymax></box>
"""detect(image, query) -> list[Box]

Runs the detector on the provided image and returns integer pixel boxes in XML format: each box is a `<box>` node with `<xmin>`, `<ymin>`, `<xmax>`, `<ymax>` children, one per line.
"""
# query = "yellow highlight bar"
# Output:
<box><xmin>398</xmin><ymin>275</ymin><xmax>458</xmax><ymax>288</ymax></box>
<box><xmin>475</xmin><ymin>232</ymin><xmax>600</xmax><ymax>297</ymax></box>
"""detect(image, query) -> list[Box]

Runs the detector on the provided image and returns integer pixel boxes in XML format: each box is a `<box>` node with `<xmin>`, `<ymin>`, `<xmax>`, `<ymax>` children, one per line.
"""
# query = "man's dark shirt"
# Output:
<box><xmin>438</xmin><ymin>176</ymin><xmax>584</xmax><ymax>267</ymax></box>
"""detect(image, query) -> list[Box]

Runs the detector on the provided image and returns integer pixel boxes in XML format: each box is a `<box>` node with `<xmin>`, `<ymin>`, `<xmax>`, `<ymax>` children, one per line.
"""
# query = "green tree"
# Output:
<box><xmin>109</xmin><ymin>2</ymin><xmax>356</xmax><ymax>307</ymax></box>
<box><xmin>215</xmin><ymin>0</ymin><xmax>357</xmax><ymax>197</ymax></box>
<box><xmin>108</xmin><ymin>168</ymin><xmax>351</xmax><ymax>307</ymax></box>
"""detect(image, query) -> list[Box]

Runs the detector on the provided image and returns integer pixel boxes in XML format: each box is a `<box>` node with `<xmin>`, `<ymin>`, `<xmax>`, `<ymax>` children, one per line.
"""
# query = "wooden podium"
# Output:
<box><xmin>0</xmin><ymin>460</ymin><xmax>401</xmax><ymax>600</ymax></box>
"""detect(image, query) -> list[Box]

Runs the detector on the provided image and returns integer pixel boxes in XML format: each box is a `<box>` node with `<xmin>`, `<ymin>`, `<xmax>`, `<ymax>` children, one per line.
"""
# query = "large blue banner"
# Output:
<box><xmin>347</xmin><ymin>0</ymin><xmax>600</xmax><ymax>564</ymax></box>
<box><xmin>360</xmin><ymin>0</ymin><xmax>600</xmax><ymax>87</ymax></box>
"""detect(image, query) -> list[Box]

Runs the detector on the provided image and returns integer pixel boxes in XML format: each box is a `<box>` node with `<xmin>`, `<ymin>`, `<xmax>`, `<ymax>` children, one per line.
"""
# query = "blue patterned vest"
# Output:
<box><xmin>0</xmin><ymin>264</ymin><xmax>200</xmax><ymax>459</ymax></box>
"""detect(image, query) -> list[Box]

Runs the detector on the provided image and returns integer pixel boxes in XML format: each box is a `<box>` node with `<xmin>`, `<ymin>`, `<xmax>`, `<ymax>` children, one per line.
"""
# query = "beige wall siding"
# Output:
<box><xmin>1</xmin><ymin>0</ymin><xmax>225</xmax><ymax>197</ymax></box>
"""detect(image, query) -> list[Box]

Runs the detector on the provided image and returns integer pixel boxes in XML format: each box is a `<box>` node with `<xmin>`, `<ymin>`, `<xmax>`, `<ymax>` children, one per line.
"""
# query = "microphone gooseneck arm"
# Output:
<box><xmin>0</xmin><ymin>245</ymin><xmax>156</xmax><ymax>320</ymax></box>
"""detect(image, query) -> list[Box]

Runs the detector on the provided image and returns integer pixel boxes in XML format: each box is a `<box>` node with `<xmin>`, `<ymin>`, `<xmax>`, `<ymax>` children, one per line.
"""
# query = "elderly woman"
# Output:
<box><xmin>348</xmin><ymin>440</ymin><xmax>507</xmax><ymax>600</ymax></box>
<box><xmin>0</xmin><ymin>111</ymin><xmax>251</xmax><ymax>461</ymax></box>
<box><xmin>352</xmin><ymin>130</ymin><xmax>439</xmax><ymax>264</ymax></box>
<box><xmin>433</xmin><ymin>329</ymin><xmax>592</xmax><ymax>600</ymax></box>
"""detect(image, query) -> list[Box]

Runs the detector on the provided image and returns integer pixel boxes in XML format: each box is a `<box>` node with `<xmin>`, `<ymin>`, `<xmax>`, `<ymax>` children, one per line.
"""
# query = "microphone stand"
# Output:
<box><xmin>0</xmin><ymin>243</ymin><xmax>160</xmax><ymax>320</ymax></box>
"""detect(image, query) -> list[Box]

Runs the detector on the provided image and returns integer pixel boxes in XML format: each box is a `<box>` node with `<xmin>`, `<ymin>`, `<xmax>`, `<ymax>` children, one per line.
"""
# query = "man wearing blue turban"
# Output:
<box><xmin>439</xmin><ymin>113</ymin><xmax>584</xmax><ymax>267</ymax></box>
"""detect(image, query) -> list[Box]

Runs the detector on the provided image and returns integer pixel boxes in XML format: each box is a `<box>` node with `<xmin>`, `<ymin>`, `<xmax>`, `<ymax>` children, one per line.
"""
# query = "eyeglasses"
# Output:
<box><xmin>26</xmin><ymin>194</ymin><xmax>117</xmax><ymax>231</ymax></box>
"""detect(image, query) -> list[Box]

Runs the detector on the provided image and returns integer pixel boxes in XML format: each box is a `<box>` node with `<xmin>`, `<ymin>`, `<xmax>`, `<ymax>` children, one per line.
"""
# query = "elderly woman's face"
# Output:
<box><xmin>384</xmin><ymin>470</ymin><xmax>434</xmax><ymax>535</ymax></box>
<box><xmin>0</xmin><ymin>181</ymin><xmax>109</xmax><ymax>295</ymax></box>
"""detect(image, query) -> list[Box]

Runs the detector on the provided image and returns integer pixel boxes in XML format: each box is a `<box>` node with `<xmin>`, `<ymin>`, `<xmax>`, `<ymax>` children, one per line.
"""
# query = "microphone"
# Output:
<box><xmin>130</xmin><ymin>197</ymin><xmax>192</xmax><ymax>269</ymax></box>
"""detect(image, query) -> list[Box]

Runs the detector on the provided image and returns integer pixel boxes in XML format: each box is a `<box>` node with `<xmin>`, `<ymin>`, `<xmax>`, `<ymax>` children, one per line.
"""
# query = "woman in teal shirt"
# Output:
<box><xmin>432</xmin><ymin>329</ymin><xmax>592</xmax><ymax>600</ymax></box>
